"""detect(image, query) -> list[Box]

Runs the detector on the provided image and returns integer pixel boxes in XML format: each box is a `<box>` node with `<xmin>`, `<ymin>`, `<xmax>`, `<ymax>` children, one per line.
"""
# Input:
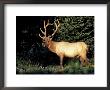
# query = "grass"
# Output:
<box><xmin>16</xmin><ymin>57</ymin><xmax>94</xmax><ymax>74</ymax></box>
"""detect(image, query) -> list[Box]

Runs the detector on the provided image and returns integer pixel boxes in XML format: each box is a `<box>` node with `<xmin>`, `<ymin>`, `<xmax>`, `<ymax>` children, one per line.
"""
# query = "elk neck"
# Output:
<box><xmin>47</xmin><ymin>40</ymin><xmax>56</xmax><ymax>53</ymax></box>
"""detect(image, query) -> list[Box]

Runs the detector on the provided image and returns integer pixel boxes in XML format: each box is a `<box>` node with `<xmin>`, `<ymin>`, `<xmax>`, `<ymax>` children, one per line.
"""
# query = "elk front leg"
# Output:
<box><xmin>60</xmin><ymin>55</ymin><xmax>64</xmax><ymax>69</ymax></box>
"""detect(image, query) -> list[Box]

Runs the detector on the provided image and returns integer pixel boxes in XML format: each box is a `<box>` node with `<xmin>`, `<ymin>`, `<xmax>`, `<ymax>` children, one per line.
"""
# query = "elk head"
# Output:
<box><xmin>39</xmin><ymin>19</ymin><xmax>60</xmax><ymax>47</ymax></box>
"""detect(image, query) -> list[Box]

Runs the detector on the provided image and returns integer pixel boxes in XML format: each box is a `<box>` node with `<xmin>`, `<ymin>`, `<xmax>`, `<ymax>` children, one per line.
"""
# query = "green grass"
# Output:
<box><xmin>16</xmin><ymin>57</ymin><xmax>94</xmax><ymax>74</ymax></box>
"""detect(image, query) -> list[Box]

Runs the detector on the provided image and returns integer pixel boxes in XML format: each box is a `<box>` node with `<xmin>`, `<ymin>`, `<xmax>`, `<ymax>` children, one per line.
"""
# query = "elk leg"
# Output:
<box><xmin>60</xmin><ymin>55</ymin><xmax>64</xmax><ymax>69</ymax></box>
<box><xmin>80</xmin><ymin>57</ymin><xmax>90</xmax><ymax>67</ymax></box>
<box><xmin>82</xmin><ymin>55</ymin><xmax>89</xmax><ymax>65</ymax></box>
<box><xmin>82</xmin><ymin>52</ymin><xmax>90</xmax><ymax>65</ymax></box>
<box><xmin>85</xmin><ymin>58</ymin><xmax>89</xmax><ymax>65</ymax></box>
<box><xmin>80</xmin><ymin>57</ymin><xmax>85</xmax><ymax>67</ymax></box>
<box><xmin>85</xmin><ymin>58</ymin><xmax>91</xmax><ymax>66</ymax></box>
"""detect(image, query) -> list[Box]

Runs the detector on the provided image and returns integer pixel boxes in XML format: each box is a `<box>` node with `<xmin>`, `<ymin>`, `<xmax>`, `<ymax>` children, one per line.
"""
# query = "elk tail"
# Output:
<box><xmin>83</xmin><ymin>43</ymin><xmax>89</xmax><ymax>52</ymax></box>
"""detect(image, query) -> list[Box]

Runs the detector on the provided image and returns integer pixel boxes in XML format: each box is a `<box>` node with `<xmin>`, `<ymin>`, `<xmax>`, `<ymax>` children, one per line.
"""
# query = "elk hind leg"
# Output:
<box><xmin>83</xmin><ymin>54</ymin><xmax>89</xmax><ymax>65</ymax></box>
<box><xmin>80</xmin><ymin>57</ymin><xmax>89</xmax><ymax>67</ymax></box>
<box><xmin>80</xmin><ymin>57</ymin><xmax>85</xmax><ymax>67</ymax></box>
<box><xmin>80</xmin><ymin>51</ymin><xmax>89</xmax><ymax>66</ymax></box>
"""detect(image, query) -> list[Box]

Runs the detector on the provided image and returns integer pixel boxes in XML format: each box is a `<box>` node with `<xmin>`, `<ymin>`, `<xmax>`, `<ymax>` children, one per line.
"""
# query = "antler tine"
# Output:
<box><xmin>39</xmin><ymin>33</ymin><xmax>44</xmax><ymax>39</ymax></box>
<box><xmin>43</xmin><ymin>20</ymin><xmax>47</xmax><ymax>36</ymax></box>
<box><xmin>39</xmin><ymin>20</ymin><xmax>49</xmax><ymax>38</ymax></box>
<box><xmin>51</xmin><ymin>19</ymin><xmax>60</xmax><ymax>37</ymax></box>
<box><xmin>40</xmin><ymin>28</ymin><xmax>45</xmax><ymax>35</ymax></box>
<box><xmin>45</xmin><ymin>20</ymin><xmax>50</xmax><ymax>27</ymax></box>
<box><xmin>44</xmin><ymin>20</ymin><xmax>53</xmax><ymax>37</ymax></box>
<box><xmin>43</xmin><ymin>20</ymin><xmax>50</xmax><ymax>37</ymax></box>
<box><xmin>39</xmin><ymin>20</ymin><xmax>47</xmax><ymax>36</ymax></box>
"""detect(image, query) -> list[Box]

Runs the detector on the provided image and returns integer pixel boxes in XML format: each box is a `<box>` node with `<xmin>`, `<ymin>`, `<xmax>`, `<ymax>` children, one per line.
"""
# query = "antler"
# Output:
<box><xmin>51</xmin><ymin>19</ymin><xmax>60</xmax><ymax>37</ymax></box>
<box><xmin>39</xmin><ymin>20</ymin><xmax>52</xmax><ymax>39</ymax></box>
<box><xmin>39</xmin><ymin>19</ymin><xmax>60</xmax><ymax>39</ymax></box>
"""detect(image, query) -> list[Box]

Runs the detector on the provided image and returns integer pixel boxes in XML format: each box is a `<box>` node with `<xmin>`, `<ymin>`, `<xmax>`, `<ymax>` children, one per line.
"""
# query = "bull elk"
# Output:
<box><xmin>39</xmin><ymin>19</ymin><xmax>89</xmax><ymax>69</ymax></box>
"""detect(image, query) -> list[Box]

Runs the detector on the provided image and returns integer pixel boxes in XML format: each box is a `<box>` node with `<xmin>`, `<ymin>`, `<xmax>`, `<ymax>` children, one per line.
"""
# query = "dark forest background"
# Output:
<box><xmin>16</xmin><ymin>16</ymin><xmax>94</xmax><ymax>74</ymax></box>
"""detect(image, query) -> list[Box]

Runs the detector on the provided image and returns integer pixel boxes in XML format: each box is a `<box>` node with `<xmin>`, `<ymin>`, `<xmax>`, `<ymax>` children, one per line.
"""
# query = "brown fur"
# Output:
<box><xmin>43</xmin><ymin>37</ymin><xmax>89</xmax><ymax>69</ymax></box>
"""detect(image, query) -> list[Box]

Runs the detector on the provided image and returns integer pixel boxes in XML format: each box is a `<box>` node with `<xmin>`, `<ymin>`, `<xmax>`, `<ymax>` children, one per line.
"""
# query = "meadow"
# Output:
<box><xmin>16</xmin><ymin>57</ymin><xmax>94</xmax><ymax>74</ymax></box>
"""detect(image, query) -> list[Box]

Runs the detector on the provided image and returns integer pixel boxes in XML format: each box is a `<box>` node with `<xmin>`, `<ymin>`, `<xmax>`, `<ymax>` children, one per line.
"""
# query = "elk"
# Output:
<box><xmin>39</xmin><ymin>19</ymin><xmax>89</xmax><ymax>69</ymax></box>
